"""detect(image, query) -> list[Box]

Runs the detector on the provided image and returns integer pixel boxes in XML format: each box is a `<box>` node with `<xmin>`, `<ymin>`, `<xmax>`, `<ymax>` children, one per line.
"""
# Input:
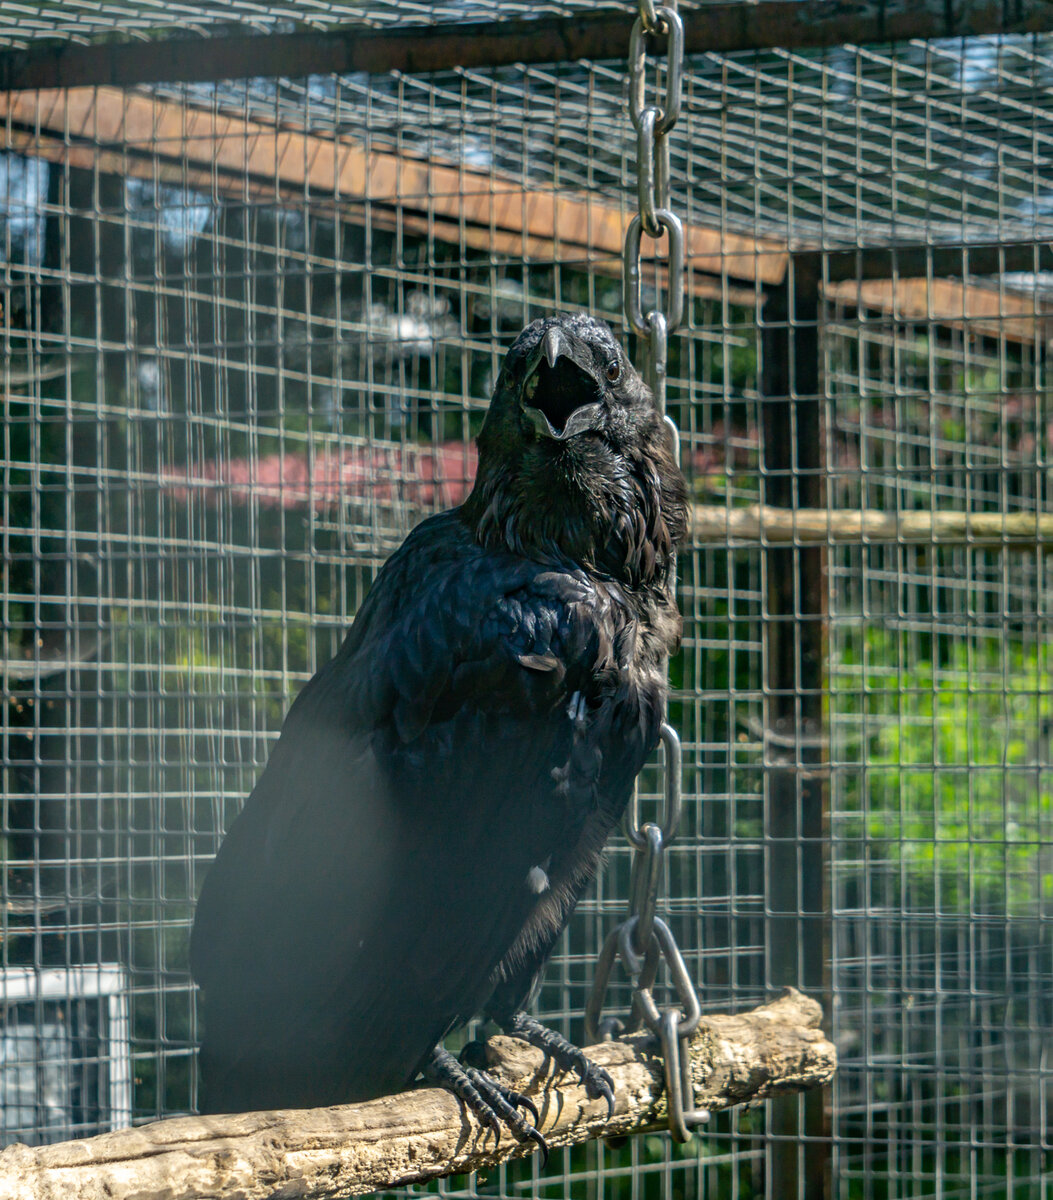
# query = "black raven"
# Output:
<box><xmin>190</xmin><ymin>313</ymin><xmax>688</xmax><ymax>1149</ymax></box>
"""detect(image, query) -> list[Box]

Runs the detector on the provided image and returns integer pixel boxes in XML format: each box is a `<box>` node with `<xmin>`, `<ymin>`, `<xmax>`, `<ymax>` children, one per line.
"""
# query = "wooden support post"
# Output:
<box><xmin>760</xmin><ymin>262</ymin><xmax>830</xmax><ymax>1200</ymax></box>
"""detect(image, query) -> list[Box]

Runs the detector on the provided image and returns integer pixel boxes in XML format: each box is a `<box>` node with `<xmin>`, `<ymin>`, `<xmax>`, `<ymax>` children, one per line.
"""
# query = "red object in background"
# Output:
<box><xmin>162</xmin><ymin>442</ymin><xmax>481</xmax><ymax>512</ymax></box>
<box><xmin>161</xmin><ymin>433</ymin><xmax>750</xmax><ymax>513</ymax></box>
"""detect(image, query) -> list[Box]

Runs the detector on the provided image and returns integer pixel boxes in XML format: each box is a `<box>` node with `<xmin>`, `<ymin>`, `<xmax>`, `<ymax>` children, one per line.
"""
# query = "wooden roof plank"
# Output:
<box><xmin>0</xmin><ymin>86</ymin><xmax>789</xmax><ymax>286</ymax></box>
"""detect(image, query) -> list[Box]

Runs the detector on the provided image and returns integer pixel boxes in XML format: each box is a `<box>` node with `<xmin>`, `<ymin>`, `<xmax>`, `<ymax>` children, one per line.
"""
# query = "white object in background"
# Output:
<box><xmin>0</xmin><ymin>965</ymin><xmax>130</xmax><ymax>1145</ymax></box>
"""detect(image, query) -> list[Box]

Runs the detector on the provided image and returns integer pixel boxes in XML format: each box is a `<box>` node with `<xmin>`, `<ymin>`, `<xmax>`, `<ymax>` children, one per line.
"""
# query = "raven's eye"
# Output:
<box><xmin>605</xmin><ymin>359</ymin><xmax>622</xmax><ymax>383</ymax></box>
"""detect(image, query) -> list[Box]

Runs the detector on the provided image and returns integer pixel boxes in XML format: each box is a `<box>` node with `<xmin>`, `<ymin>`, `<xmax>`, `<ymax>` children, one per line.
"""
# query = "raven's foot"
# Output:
<box><xmin>424</xmin><ymin>1046</ymin><xmax>548</xmax><ymax>1166</ymax></box>
<box><xmin>501</xmin><ymin>1011</ymin><xmax>616</xmax><ymax>1118</ymax></box>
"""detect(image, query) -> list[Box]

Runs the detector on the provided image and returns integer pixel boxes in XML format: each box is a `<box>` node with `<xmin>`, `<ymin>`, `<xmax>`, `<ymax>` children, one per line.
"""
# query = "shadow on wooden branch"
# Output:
<box><xmin>1</xmin><ymin>989</ymin><xmax>836</xmax><ymax>1200</ymax></box>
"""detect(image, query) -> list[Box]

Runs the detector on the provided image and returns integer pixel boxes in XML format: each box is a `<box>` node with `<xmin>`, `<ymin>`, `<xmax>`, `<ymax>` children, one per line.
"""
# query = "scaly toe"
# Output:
<box><xmin>425</xmin><ymin>1047</ymin><xmax>547</xmax><ymax>1160</ymax></box>
<box><xmin>501</xmin><ymin>1012</ymin><xmax>617</xmax><ymax>1122</ymax></box>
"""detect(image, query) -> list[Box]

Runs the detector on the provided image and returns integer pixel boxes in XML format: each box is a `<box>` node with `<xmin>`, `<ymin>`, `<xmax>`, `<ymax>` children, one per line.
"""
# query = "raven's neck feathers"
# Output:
<box><xmin>462</xmin><ymin>426</ymin><xmax>688</xmax><ymax>592</ymax></box>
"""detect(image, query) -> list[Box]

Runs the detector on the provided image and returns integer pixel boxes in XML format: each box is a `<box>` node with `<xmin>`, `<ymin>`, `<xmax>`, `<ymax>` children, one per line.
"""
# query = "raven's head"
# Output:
<box><xmin>463</xmin><ymin>313</ymin><xmax>688</xmax><ymax>588</ymax></box>
<box><xmin>515</xmin><ymin>315</ymin><xmax>621</xmax><ymax>442</ymax></box>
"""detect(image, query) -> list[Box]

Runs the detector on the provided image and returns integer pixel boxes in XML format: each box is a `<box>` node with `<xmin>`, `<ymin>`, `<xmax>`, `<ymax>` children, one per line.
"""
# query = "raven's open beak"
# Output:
<box><xmin>521</xmin><ymin>328</ymin><xmax>605</xmax><ymax>441</ymax></box>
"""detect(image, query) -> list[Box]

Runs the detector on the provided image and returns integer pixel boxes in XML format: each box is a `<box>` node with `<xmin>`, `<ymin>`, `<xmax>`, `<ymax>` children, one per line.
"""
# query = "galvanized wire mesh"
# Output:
<box><xmin>1</xmin><ymin>12</ymin><xmax>1052</xmax><ymax>1198</ymax></box>
<box><xmin>0</xmin><ymin>1</ymin><xmax>626</xmax><ymax>44</ymax></box>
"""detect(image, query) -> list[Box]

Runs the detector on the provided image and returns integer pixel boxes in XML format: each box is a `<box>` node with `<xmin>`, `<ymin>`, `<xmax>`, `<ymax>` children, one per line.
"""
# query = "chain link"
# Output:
<box><xmin>629</xmin><ymin>9</ymin><xmax>684</xmax><ymax>135</ymax></box>
<box><xmin>585</xmin><ymin>0</ymin><xmax>708</xmax><ymax>1142</ymax></box>
<box><xmin>623</xmin><ymin>1</ymin><xmax>685</xmax><ymax>416</ymax></box>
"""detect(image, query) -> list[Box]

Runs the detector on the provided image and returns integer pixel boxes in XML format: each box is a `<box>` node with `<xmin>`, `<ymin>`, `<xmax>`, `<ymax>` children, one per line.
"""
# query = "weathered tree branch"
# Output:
<box><xmin>0</xmin><ymin>989</ymin><xmax>835</xmax><ymax>1200</ymax></box>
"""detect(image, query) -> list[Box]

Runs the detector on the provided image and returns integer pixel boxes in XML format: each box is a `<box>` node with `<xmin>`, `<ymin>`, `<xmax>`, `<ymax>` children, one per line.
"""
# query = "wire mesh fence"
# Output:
<box><xmin>1</xmin><ymin>5</ymin><xmax>1052</xmax><ymax>1197</ymax></box>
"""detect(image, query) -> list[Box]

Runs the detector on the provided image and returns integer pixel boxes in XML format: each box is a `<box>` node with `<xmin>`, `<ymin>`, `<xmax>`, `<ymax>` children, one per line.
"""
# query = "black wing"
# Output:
<box><xmin>190</xmin><ymin>511</ymin><xmax>659</xmax><ymax>1112</ymax></box>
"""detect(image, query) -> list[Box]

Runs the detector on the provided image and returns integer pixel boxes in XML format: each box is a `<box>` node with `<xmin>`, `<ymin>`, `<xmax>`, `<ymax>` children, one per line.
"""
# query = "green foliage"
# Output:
<box><xmin>832</xmin><ymin>627</ymin><xmax>1053</xmax><ymax>916</ymax></box>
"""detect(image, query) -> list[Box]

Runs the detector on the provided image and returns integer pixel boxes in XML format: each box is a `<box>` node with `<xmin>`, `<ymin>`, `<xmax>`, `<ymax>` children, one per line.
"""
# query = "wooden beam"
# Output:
<box><xmin>5</xmin><ymin>89</ymin><xmax>1047</xmax><ymax>332</ymax></box>
<box><xmin>0</xmin><ymin>990</ymin><xmax>835</xmax><ymax>1200</ymax></box>
<box><xmin>3</xmin><ymin>1</ymin><xmax>1053</xmax><ymax>91</ymax></box>
<box><xmin>0</xmin><ymin>87</ymin><xmax>788</xmax><ymax>287</ymax></box>
<box><xmin>1</xmin><ymin>134</ymin><xmax>760</xmax><ymax>309</ymax></box>
<box><xmin>824</xmin><ymin>277</ymin><xmax>1053</xmax><ymax>344</ymax></box>
<box><xmin>818</xmin><ymin>243</ymin><xmax>1053</xmax><ymax>285</ymax></box>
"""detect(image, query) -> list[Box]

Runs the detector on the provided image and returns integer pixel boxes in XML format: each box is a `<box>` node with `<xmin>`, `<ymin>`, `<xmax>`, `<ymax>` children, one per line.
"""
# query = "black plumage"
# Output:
<box><xmin>190</xmin><ymin>313</ymin><xmax>688</xmax><ymax>1129</ymax></box>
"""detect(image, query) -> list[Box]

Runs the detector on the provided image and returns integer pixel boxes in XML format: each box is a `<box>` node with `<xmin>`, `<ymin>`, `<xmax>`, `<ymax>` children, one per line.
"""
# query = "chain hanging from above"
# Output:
<box><xmin>585</xmin><ymin>0</ymin><xmax>708</xmax><ymax>1144</ymax></box>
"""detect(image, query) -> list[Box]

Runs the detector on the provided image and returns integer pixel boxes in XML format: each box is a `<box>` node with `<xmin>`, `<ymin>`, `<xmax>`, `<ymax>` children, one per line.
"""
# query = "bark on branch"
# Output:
<box><xmin>0</xmin><ymin>989</ymin><xmax>835</xmax><ymax>1200</ymax></box>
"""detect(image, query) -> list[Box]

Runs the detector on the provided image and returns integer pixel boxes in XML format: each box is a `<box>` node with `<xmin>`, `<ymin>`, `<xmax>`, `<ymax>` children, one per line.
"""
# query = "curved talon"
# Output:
<box><xmin>579</xmin><ymin>1063</ymin><xmax>616</xmax><ymax>1118</ymax></box>
<box><xmin>581</xmin><ymin>1065</ymin><xmax>616</xmax><ymax>1118</ymax></box>
<box><xmin>527</xmin><ymin>1124</ymin><xmax>550</xmax><ymax>1169</ymax></box>
<box><xmin>508</xmin><ymin>1088</ymin><xmax>541</xmax><ymax>1125</ymax></box>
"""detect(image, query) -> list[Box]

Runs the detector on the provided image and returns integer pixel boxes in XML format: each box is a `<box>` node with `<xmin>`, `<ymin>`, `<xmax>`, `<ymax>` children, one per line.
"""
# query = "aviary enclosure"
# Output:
<box><xmin>1</xmin><ymin>2</ymin><xmax>1052</xmax><ymax>1197</ymax></box>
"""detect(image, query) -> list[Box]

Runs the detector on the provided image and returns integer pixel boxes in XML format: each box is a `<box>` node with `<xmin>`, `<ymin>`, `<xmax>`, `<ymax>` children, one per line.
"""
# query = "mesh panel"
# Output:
<box><xmin>1</xmin><ymin>22</ymin><xmax>1051</xmax><ymax>1200</ymax></box>
<box><xmin>0</xmin><ymin>2</ymin><xmax>632</xmax><ymax>44</ymax></box>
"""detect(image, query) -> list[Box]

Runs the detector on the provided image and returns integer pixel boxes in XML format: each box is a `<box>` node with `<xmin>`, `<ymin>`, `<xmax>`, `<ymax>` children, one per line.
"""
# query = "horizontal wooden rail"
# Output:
<box><xmin>691</xmin><ymin>504</ymin><xmax>1053</xmax><ymax>547</ymax></box>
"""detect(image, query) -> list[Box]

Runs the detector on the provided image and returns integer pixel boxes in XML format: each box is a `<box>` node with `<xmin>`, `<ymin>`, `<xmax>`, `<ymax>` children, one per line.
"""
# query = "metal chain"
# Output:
<box><xmin>586</xmin><ymin>0</ymin><xmax>708</xmax><ymax>1142</ymax></box>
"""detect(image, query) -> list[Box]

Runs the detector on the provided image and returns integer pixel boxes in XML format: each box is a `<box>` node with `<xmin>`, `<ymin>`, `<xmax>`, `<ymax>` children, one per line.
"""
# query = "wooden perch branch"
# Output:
<box><xmin>691</xmin><ymin>503</ymin><xmax>1053</xmax><ymax>547</ymax></box>
<box><xmin>0</xmin><ymin>989</ymin><xmax>834</xmax><ymax>1200</ymax></box>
